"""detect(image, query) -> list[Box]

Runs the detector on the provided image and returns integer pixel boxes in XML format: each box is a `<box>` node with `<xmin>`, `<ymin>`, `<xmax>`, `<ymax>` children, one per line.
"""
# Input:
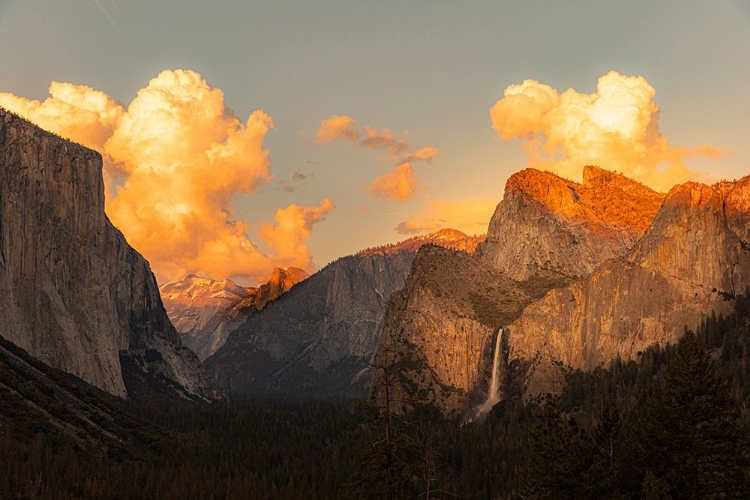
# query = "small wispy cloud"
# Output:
<box><xmin>314</xmin><ymin>115</ymin><xmax>439</xmax><ymax>202</ymax></box>
<box><xmin>278</xmin><ymin>170</ymin><xmax>314</xmax><ymax>192</ymax></box>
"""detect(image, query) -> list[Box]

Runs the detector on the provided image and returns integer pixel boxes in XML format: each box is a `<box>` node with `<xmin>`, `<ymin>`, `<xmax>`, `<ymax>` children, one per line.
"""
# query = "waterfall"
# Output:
<box><xmin>486</xmin><ymin>328</ymin><xmax>503</xmax><ymax>404</ymax></box>
<box><xmin>472</xmin><ymin>328</ymin><xmax>504</xmax><ymax>419</ymax></box>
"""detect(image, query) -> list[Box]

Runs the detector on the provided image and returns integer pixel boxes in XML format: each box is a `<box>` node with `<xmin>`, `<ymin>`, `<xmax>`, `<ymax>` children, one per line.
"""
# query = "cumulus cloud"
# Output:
<box><xmin>489</xmin><ymin>71</ymin><xmax>728</xmax><ymax>192</ymax></box>
<box><xmin>395</xmin><ymin>197</ymin><xmax>497</xmax><ymax>236</ymax></box>
<box><xmin>314</xmin><ymin>114</ymin><xmax>439</xmax><ymax>201</ymax></box>
<box><xmin>1</xmin><ymin>70</ymin><xmax>333</xmax><ymax>284</ymax></box>
<box><xmin>368</xmin><ymin>163</ymin><xmax>419</xmax><ymax>202</ymax></box>
<box><xmin>0</xmin><ymin>81</ymin><xmax>124</xmax><ymax>151</ymax></box>
<box><xmin>259</xmin><ymin>199</ymin><xmax>335</xmax><ymax>265</ymax></box>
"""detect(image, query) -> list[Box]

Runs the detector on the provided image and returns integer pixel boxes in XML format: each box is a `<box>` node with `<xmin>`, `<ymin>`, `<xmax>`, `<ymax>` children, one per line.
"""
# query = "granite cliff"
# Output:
<box><xmin>477</xmin><ymin>166</ymin><xmax>664</xmax><ymax>280</ymax></box>
<box><xmin>509</xmin><ymin>176</ymin><xmax>750</xmax><ymax>395</ymax></box>
<box><xmin>160</xmin><ymin>267</ymin><xmax>309</xmax><ymax>360</ymax></box>
<box><xmin>0</xmin><ymin>108</ymin><xmax>220</xmax><ymax>401</ymax></box>
<box><xmin>372</xmin><ymin>167</ymin><xmax>664</xmax><ymax>416</ymax></box>
<box><xmin>205</xmin><ymin>230</ymin><xmax>483</xmax><ymax>398</ymax></box>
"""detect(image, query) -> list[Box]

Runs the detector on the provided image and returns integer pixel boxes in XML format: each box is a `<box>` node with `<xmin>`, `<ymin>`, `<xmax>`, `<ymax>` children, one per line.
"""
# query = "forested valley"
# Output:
<box><xmin>2</xmin><ymin>295</ymin><xmax>749</xmax><ymax>499</ymax></box>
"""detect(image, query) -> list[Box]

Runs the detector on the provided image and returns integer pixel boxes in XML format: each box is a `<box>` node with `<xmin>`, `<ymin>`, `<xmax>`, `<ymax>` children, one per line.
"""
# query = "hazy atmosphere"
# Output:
<box><xmin>2</xmin><ymin>0</ymin><xmax>749</xmax><ymax>285</ymax></box>
<box><xmin>3</xmin><ymin>2</ymin><xmax>750</xmax><ymax>499</ymax></box>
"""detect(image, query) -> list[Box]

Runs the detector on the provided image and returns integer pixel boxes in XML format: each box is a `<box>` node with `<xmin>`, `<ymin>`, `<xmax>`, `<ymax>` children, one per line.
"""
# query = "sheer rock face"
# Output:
<box><xmin>371</xmin><ymin>246</ymin><xmax>533</xmax><ymax>417</ymax></box>
<box><xmin>371</xmin><ymin>167</ymin><xmax>666</xmax><ymax>417</ymax></box>
<box><xmin>160</xmin><ymin>267</ymin><xmax>309</xmax><ymax>361</ymax></box>
<box><xmin>509</xmin><ymin>177</ymin><xmax>750</xmax><ymax>390</ymax></box>
<box><xmin>205</xmin><ymin>230</ymin><xmax>482</xmax><ymax>398</ymax></box>
<box><xmin>0</xmin><ymin>109</ymin><xmax>220</xmax><ymax>401</ymax></box>
<box><xmin>476</xmin><ymin>166</ymin><xmax>664</xmax><ymax>280</ymax></box>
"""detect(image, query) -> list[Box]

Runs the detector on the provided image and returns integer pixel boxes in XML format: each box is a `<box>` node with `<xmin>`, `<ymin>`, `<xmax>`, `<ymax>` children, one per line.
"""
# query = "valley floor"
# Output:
<box><xmin>2</xmin><ymin>296</ymin><xmax>750</xmax><ymax>499</ymax></box>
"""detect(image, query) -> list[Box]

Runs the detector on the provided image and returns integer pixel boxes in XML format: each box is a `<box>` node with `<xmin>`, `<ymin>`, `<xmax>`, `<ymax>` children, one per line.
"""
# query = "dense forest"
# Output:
<box><xmin>2</xmin><ymin>295</ymin><xmax>749</xmax><ymax>499</ymax></box>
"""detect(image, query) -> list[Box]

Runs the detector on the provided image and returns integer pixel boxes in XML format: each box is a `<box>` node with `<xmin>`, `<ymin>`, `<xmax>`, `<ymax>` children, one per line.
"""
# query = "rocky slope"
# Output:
<box><xmin>205</xmin><ymin>230</ymin><xmax>483</xmax><ymax>398</ymax></box>
<box><xmin>370</xmin><ymin>246</ymin><xmax>554</xmax><ymax>417</ymax></box>
<box><xmin>509</xmin><ymin>176</ymin><xmax>750</xmax><ymax>395</ymax></box>
<box><xmin>0</xmin><ymin>108</ymin><xmax>220</xmax><ymax>401</ymax></box>
<box><xmin>0</xmin><ymin>334</ymin><xmax>170</xmax><ymax>458</ymax></box>
<box><xmin>160</xmin><ymin>267</ymin><xmax>308</xmax><ymax>360</ymax></box>
<box><xmin>477</xmin><ymin>166</ymin><xmax>664</xmax><ymax>280</ymax></box>
<box><xmin>372</xmin><ymin>167</ymin><xmax>664</xmax><ymax>416</ymax></box>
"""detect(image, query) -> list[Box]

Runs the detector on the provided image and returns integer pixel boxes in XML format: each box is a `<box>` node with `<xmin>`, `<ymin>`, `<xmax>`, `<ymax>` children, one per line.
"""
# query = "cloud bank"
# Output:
<box><xmin>0</xmin><ymin>70</ymin><xmax>333</xmax><ymax>284</ymax></box>
<box><xmin>489</xmin><ymin>71</ymin><xmax>727</xmax><ymax>192</ymax></box>
<box><xmin>315</xmin><ymin>115</ymin><xmax>438</xmax><ymax>201</ymax></box>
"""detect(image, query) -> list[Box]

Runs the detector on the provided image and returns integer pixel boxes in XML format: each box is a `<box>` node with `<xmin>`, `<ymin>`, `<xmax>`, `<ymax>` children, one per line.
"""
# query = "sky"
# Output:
<box><xmin>0</xmin><ymin>1</ymin><xmax>748</xmax><ymax>285</ymax></box>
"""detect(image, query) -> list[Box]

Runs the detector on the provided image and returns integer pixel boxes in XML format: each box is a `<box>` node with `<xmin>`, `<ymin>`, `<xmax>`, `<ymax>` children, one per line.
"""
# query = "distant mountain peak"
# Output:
<box><xmin>357</xmin><ymin>228</ymin><xmax>485</xmax><ymax>257</ymax></box>
<box><xmin>159</xmin><ymin>267</ymin><xmax>309</xmax><ymax>360</ymax></box>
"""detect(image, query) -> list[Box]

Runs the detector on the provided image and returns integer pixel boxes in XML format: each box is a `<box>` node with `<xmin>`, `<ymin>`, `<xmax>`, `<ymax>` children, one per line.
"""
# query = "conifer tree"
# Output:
<box><xmin>619</xmin><ymin>331</ymin><xmax>746</xmax><ymax>499</ymax></box>
<box><xmin>522</xmin><ymin>394</ymin><xmax>594</xmax><ymax>499</ymax></box>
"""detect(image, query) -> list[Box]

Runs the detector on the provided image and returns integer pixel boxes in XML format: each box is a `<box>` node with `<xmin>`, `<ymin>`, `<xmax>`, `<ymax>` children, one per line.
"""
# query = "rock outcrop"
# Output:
<box><xmin>476</xmin><ymin>166</ymin><xmax>664</xmax><ymax>280</ymax></box>
<box><xmin>160</xmin><ymin>267</ymin><xmax>309</xmax><ymax>360</ymax></box>
<box><xmin>371</xmin><ymin>246</ymin><xmax>543</xmax><ymax>417</ymax></box>
<box><xmin>0</xmin><ymin>108</ymin><xmax>220</xmax><ymax>401</ymax></box>
<box><xmin>372</xmin><ymin>167</ymin><xmax>665</xmax><ymax>416</ymax></box>
<box><xmin>244</xmin><ymin>267</ymin><xmax>310</xmax><ymax>311</ymax></box>
<box><xmin>508</xmin><ymin>176</ymin><xmax>750</xmax><ymax>393</ymax></box>
<box><xmin>205</xmin><ymin>230</ymin><xmax>483</xmax><ymax>398</ymax></box>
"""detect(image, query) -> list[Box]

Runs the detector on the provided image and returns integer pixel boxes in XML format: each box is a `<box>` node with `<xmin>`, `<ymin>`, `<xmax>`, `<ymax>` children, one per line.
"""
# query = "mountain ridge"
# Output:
<box><xmin>372</xmin><ymin>166</ymin><xmax>668</xmax><ymax>416</ymax></box>
<box><xmin>508</xmin><ymin>174</ymin><xmax>750</xmax><ymax>396</ymax></box>
<box><xmin>205</xmin><ymin>228</ymin><xmax>483</xmax><ymax>398</ymax></box>
<box><xmin>160</xmin><ymin>267</ymin><xmax>309</xmax><ymax>360</ymax></box>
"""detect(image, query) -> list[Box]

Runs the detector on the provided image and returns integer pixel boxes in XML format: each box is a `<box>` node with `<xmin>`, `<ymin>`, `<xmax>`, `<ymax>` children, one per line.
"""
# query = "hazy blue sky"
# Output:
<box><xmin>1</xmin><ymin>1</ymin><xmax>748</xmax><ymax>283</ymax></box>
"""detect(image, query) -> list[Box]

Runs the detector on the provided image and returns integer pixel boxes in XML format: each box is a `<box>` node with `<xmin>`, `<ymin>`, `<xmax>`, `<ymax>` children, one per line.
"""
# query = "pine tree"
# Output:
<box><xmin>522</xmin><ymin>394</ymin><xmax>594</xmax><ymax>499</ymax></box>
<box><xmin>619</xmin><ymin>331</ymin><xmax>746</xmax><ymax>499</ymax></box>
<box><xmin>585</xmin><ymin>400</ymin><xmax>624</xmax><ymax>498</ymax></box>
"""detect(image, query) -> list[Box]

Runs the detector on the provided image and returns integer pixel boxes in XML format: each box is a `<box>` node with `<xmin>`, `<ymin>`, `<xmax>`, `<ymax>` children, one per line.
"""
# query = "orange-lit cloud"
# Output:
<box><xmin>0</xmin><ymin>81</ymin><xmax>124</xmax><ymax>151</ymax></box>
<box><xmin>314</xmin><ymin>114</ymin><xmax>439</xmax><ymax>201</ymax></box>
<box><xmin>359</xmin><ymin>125</ymin><xmax>410</xmax><ymax>157</ymax></box>
<box><xmin>1</xmin><ymin>70</ymin><xmax>333</xmax><ymax>284</ymax></box>
<box><xmin>395</xmin><ymin>197</ymin><xmax>497</xmax><ymax>235</ymax></box>
<box><xmin>489</xmin><ymin>71</ymin><xmax>728</xmax><ymax>192</ymax></box>
<box><xmin>260</xmin><ymin>199</ymin><xmax>335</xmax><ymax>264</ymax></box>
<box><xmin>401</xmin><ymin>146</ymin><xmax>440</xmax><ymax>164</ymax></box>
<box><xmin>368</xmin><ymin>162</ymin><xmax>419</xmax><ymax>202</ymax></box>
<box><xmin>314</xmin><ymin>115</ymin><xmax>359</xmax><ymax>144</ymax></box>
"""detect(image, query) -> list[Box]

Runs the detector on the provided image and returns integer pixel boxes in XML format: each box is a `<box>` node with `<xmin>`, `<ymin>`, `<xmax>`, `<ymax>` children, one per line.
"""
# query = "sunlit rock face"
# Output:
<box><xmin>509</xmin><ymin>176</ymin><xmax>750</xmax><ymax>395</ymax></box>
<box><xmin>0</xmin><ymin>108</ymin><xmax>221</xmax><ymax>401</ymax></box>
<box><xmin>371</xmin><ymin>246</ymin><xmax>531</xmax><ymax>418</ymax></box>
<box><xmin>477</xmin><ymin>166</ymin><xmax>664</xmax><ymax>280</ymax></box>
<box><xmin>160</xmin><ymin>267</ymin><xmax>309</xmax><ymax>361</ymax></box>
<box><xmin>205</xmin><ymin>230</ymin><xmax>483</xmax><ymax>399</ymax></box>
<box><xmin>372</xmin><ymin>167</ymin><xmax>666</xmax><ymax>417</ymax></box>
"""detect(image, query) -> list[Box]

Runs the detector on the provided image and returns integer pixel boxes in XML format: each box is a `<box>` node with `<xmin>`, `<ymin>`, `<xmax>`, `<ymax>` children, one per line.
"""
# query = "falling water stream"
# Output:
<box><xmin>471</xmin><ymin>328</ymin><xmax>504</xmax><ymax>419</ymax></box>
